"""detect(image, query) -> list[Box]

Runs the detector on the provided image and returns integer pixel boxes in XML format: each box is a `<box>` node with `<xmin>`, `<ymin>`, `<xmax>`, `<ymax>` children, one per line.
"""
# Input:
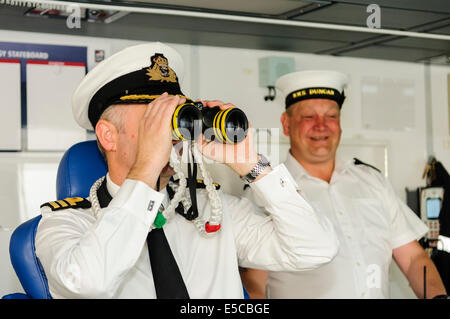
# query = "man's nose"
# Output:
<box><xmin>312</xmin><ymin>116</ymin><xmax>326</xmax><ymax>130</ymax></box>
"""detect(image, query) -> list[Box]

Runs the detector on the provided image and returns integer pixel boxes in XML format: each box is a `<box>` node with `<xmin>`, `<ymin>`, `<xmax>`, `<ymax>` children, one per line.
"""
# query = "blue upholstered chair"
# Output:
<box><xmin>3</xmin><ymin>140</ymin><xmax>250</xmax><ymax>299</ymax></box>
<box><xmin>3</xmin><ymin>140</ymin><xmax>107</xmax><ymax>299</ymax></box>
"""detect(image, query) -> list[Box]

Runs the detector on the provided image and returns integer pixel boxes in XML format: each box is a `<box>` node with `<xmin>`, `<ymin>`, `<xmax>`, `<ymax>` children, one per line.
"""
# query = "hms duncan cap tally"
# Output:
<box><xmin>72</xmin><ymin>42</ymin><xmax>189</xmax><ymax>130</ymax></box>
<box><xmin>275</xmin><ymin>70</ymin><xmax>348</xmax><ymax>110</ymax></box>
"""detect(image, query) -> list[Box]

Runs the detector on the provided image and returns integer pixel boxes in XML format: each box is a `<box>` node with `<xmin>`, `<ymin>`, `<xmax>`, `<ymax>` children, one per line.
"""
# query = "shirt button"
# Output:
<box><xmin>356</xmin><ymin>262</ymin><xmax>361</xmax><ymax>266</ymax></box>
<box><xmin>280</xmin><ymin>178</ymin><xmax>286</xmax><ymax>187</ymax></box>
<box><xmin>347</xmin><ymin>235</ymin><xmax>352</xmax><ymax>240</ymax></box>
<box><xmin>362</xmin><ymin>292</ymin><xmax>366</xmax><ymax>297</ymax></box>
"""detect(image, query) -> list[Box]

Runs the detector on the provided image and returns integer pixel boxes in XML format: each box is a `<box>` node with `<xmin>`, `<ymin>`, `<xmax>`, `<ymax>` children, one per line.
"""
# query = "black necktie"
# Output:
<box><xmin>146</xmin><ymin>228</ymin><xmax>189</xmax><ymax>298</ymax></box>
<box><xmin>96</xmin><ymin>178</ymin><xmax>189</xmax><ymax>299</ymax></box>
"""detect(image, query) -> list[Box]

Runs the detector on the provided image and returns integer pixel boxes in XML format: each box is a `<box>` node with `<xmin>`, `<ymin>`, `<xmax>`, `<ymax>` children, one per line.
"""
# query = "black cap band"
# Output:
<box><xmin>88</xmin><ymin>67</ymin><xmax>187</xmax><ymax>129</ymax></box>
<box><xmin>285</xmin><ymin>87</ymin><xmax>346</xmax><ymax>109</ymax></box>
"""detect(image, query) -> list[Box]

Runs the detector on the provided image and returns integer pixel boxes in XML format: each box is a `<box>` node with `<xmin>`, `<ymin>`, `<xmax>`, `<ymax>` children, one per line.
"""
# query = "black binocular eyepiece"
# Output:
<box><xmin>171</xmin><ymin>101</ymin><xmax>248</xmax><ymax>144</ymax></box>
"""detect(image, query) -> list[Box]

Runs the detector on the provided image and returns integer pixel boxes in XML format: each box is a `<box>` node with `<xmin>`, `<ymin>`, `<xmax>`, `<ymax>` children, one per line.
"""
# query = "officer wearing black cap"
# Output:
<box><xmin>241</xmin><ymin>70</ymin><xmax>447</xmax><ymax>299</ymax></box>
<box><xmin>35</xmin><ymin>44</ymin><xmax>339</xmax><ymax>298</ymax></box>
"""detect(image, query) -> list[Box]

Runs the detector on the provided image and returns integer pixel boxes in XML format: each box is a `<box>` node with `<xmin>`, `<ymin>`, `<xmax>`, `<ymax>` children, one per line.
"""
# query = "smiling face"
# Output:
<box><xmin>281</xmin><ymin>98</ymin><xmax>342</xmax><ymax>166</ymax></box>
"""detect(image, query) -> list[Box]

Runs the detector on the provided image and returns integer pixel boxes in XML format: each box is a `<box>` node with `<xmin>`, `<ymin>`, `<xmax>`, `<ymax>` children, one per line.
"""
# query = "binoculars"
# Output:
<box><xmin>171</xmin><ymin>101</ymin><xmax>248</xmax><ymax>144</ymax></box>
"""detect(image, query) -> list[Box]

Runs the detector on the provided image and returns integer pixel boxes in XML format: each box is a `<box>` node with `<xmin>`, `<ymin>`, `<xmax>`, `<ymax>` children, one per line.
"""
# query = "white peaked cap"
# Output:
<box><xmin>275</xmin><ymin>70</ymin><xmax>349</xmax><ymax>109</ymax></box>
<box><xmin>72</xmin><ymin>42</ymin><xmax>185</xmax><ymax>130</ymax></box>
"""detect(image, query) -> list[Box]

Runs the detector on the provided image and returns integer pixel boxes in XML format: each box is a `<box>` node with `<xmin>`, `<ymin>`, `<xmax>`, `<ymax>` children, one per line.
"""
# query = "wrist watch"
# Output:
<box><xmin>241</xmin><ymin>153</ymin><xmax>271</xmax><ymax>183</ymax></box>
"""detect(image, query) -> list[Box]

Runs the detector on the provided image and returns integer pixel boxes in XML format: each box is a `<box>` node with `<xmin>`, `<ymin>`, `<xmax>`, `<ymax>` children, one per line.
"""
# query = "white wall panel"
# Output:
<box><xmin>0</xmin><ymin>229</ymin><xmax>24</xmax><ymax>296</ymax></box>
<box><xmin>0</xmin><ymin>60</ymin><xmax>21</xmax><ymax>150</ymax></box>
<box><xmin>430</xmin><ymin>65</ymin><xmax>450</xmax><ymax>170</ymax></box>
<box><xmin>26</xmin><ymin>61</ymin><xmax>86</xmax><ymax>151</ymax></box>
<box><xmin>0</xmin><ymin>152</ymin><xmax>61</xmax><ymax>297</ymax></box>
<box><xmin>196</xmin><ymin>46</ymin><xmax>285</xmax><ymax>131</ymax></box>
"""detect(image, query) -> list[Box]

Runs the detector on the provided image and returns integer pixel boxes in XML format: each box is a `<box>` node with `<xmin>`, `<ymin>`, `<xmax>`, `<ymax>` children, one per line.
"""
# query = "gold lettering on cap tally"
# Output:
<box><xmin>308</xmin><ymin>88</ymin><xmax>335</xmax><ymax>95</ymax></box>
<box><xmin>291</xmin><ymin>90</ymin><xmax>307</xmax><ymax>99</ymax></box>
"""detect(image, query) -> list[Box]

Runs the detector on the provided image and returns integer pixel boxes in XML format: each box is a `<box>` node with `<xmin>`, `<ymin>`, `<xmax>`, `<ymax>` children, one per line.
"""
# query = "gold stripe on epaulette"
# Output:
<box><xmin>58</xmin><ymin>200</ymin><xmax>69</xmax><ymax>208</ymax></box>
<box><xmin>49</xmin><ymin>201</ymin><xmax>60</xmax><ymax>209</ymax></box>
<box><xmin>64</xmin><ymin>197</ymin><xmax>85</xmax><ymax>206</ymax></box>
<box><xmin>40</xmin><ymin>197</ymin><xmax>91</xmax><ymax>212</ymax></box>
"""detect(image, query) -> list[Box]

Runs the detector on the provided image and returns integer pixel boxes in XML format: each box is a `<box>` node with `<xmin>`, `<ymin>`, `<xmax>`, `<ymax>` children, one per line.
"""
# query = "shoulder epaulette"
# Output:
<box><xmin>40</xmin><ymin>197</ymin><xmax>91</xmax><ymax>212</ymax></box>
<box><xmin>353</xmin><ymin>158</ymin><xmax>381</xmax><ymax>174</ymax></box>
<box><xmin>196</xmin><ymin>179</ymin><xmax>221</xmax><ymax>190</ymax></box>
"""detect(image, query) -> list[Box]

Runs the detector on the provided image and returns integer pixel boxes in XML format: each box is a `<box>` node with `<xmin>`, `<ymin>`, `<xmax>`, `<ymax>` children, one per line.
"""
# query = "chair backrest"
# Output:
<box><xmin>3</xmin><ymin>140</ymin><xmax>107</xmax><ymax>299</ymax></box>
<box><xmin>7</xmin><ymin>215</ymin><xmax>50</xmax><ymax>299</ymax></box>
<box><xmin>56</xmin><ymin>140</ymin><xmax>107</xmax><ymax>200</ymax></box>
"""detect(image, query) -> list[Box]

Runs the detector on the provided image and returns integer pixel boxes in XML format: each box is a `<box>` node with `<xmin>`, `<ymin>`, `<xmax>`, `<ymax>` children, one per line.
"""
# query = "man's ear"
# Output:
<box><xmin>95</xmin><ymin>120</ymin><xmax>118</xmax><ymax>152</ymax></box>
<box><xmin>280</xmin><ymin>112</ymin><xmax>290</xmax><ymax>137</ymax></box>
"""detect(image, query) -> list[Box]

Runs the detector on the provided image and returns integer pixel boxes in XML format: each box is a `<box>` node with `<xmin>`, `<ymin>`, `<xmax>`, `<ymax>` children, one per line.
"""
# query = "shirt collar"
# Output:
<box><xmin>334</xmin><ymin>156</ymin><xmax>352</xmax><ymax>175</ymax></box>
<box><xmin>106</xmin><ymin>173</ymin><xmax>169</xmax><ymax>207</ymax></box>
<box><xmin>284</xmin><ymin>151</ymin><xmax>309</xmax><ymax>180</ymax></box>
<box><xmin>284</xmin><ymin>150</ymin><xmax>353</xmax><ymax>181</ymax></box>
<box><xmin>106</xmin><ymin>173</ymin><xmax>120</xmax><ymax>197</ymax></box>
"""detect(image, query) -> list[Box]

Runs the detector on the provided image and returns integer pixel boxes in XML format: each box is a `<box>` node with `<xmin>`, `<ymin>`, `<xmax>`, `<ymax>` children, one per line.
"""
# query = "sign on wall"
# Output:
<box><xmin>0</xmin><ymin>41</ymin><xmax>87</xmax><ymax>151</ymax></box>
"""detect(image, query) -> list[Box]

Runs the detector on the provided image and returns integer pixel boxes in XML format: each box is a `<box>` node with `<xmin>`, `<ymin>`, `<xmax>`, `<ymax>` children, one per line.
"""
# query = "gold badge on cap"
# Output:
<box><xmin>146</xmin><ymin>53</ymin><xmax>177</xmax><ymax>83</ymax></box>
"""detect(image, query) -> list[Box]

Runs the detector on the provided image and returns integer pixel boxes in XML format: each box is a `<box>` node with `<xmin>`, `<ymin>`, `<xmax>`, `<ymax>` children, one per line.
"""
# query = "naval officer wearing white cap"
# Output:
<box><xmin>34</xmin><ymin>43</ymin><xmax>339</xmax><ymax>299</ymax></box>
<box><xmin>240</xmin><ymin>70</ymin><xmax>447</xmax><ymax>299</ymax></box>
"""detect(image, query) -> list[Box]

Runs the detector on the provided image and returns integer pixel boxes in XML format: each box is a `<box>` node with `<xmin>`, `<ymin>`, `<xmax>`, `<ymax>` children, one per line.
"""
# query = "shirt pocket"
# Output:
<box><xmin>351</xmin><ymin>198</ymin><xmax>391</xmax><ymax>252</ymax></box>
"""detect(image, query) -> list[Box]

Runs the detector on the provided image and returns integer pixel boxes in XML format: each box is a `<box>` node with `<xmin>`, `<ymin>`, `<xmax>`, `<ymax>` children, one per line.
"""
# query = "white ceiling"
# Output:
<box><xmin>0</xmin><ymin>0</ymin><xmax>448</xmax><ymax>64</ymax></box>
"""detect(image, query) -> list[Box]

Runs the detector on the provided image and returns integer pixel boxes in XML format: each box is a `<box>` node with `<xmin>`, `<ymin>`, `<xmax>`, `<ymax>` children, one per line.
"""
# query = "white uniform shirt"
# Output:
<box><xmin>263</xmin><ymin>154</ymin><xmax>428</xmax><ymax>299</ymax></box>
<box><xmin>35</xmin><ymin>164</ymin><xmax>338</xmax><ymax>299</ymax></box>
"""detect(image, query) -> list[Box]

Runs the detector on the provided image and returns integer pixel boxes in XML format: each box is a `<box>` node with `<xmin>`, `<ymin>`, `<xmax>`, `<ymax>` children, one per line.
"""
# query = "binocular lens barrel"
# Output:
<box><xmin>171</xmin><ymin>103</ymin><xmax>202</xmax><ymax>141</ymax></box>
<box><xmin>206</xmin><ymin>107</ymin><xmax>248</xmax><ymax>144</ymax></box>
<box><xmin>171</xmin><ymin>102</ymin><xmax>248</xmax><ymax>143</ymax></box>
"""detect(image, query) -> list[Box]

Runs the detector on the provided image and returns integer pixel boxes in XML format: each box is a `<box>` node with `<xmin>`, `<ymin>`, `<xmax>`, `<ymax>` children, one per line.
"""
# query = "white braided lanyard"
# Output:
<box><xmin>89</xmin><ymin>142</ymin><xmax>223</xmax><ymax>237</ymax></box>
